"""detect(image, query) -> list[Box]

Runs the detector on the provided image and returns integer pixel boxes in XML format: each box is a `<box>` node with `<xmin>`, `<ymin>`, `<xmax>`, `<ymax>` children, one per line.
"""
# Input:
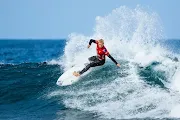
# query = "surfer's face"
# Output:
<box><xmin>98</xmin><ymin>41</ymin><xmax>104</xmax><ymax>48</ymax></box>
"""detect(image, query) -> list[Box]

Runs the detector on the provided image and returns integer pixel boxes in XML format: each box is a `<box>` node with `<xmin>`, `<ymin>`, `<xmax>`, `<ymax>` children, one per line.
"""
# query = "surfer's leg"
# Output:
<box><xmin>79</xmin><ymin>59</ymin><xmax>105</xmax><ymax>75</ymax></box>
<box><xmin>88</xmin><ymin>56</ymin><xmax>98</xmax><ymax>62</ymax></box>
<box><xmin>79</xmin><ymin>64</ymin><xmax>91</xmax><ymax>75</ymax></box>
<box><xmin>74</xmin><ymin>56</ymin><xmax>99</xmax><ymax>76</ymax></box>
<box><xmin>90</xmin><ymin>59</ymin><xmax>105</xmax><ymax>67</ymax></box>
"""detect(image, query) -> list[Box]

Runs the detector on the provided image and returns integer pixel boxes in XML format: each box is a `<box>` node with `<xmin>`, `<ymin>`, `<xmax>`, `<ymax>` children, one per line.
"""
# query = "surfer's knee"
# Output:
<box><xmin>88</xmin><ymin>56</ymin><xmax>97</xmax><ymax>62</ymax></box>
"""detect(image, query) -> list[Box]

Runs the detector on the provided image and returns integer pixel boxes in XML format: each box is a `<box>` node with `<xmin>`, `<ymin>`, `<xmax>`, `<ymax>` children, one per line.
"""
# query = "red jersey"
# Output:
<box><xmin>95</xmin><ymin>40</ymin><xmax>110</xmax><ymax>60</ymax></box>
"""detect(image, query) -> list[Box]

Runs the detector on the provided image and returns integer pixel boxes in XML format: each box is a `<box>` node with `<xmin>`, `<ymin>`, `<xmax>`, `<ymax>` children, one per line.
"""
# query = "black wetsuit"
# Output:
<box><xmin>79</xmin><ymin>39</ymin><xmax>118</xmax><ymax>75</ymax></box>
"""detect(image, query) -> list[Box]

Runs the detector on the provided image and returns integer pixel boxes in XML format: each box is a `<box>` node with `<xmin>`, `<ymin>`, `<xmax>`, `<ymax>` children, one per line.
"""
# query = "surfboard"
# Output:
<box><xmin>56</xmin><ymin>64</ymin><xmax>89</xmax><ymax>86</ymax></box>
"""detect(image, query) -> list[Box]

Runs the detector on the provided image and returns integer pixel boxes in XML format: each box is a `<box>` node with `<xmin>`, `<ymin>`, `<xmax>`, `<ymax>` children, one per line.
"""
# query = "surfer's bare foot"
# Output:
<box><xmin>73</xmin><ymin>71</ymin><xmax>80</xmax><ymax>77</ymax></box>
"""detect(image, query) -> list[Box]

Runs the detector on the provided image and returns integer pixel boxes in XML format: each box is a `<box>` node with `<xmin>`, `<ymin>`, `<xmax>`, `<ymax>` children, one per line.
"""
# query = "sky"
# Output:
<box><xmin>0</xmin><ymin>0</ymin><xmax>180</xmax><ymax>39</ymax></box>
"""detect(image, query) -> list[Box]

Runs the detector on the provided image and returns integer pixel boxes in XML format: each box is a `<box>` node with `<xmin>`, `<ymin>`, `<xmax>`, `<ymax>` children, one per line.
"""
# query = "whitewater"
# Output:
<box><xmin>48</xmin><ymin>6</ymin><xmax>180</xmax><ymax>119</ymax></box>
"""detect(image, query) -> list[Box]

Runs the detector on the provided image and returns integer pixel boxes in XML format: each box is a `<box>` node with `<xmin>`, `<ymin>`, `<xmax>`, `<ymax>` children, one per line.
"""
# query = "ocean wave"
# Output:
<box><xmin>50</xmin><ymin>6</ymin><xmax>180</xmax><ymax>119</ymax></box>
<box><xmin>1</xmin><ymin>5</ymin><xmax>180</xmax><ymax>120</ymax></box>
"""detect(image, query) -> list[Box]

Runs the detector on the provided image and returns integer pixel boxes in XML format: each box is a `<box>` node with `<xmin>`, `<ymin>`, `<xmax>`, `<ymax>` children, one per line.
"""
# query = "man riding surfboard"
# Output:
<box><xmin>73</xmin><ymin>39</ymin><xmax>120</xmax><ymax>77</ymax></box>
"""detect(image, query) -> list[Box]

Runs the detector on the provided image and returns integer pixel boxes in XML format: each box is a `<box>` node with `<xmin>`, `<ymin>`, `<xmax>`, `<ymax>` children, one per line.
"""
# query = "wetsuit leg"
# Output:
<box><xmin>79</xmin><ymin>57</ymin><xmax>105</xmax><ymax>75</ymax></box>
<box><xmin>88</xmin><ymin>56</ymin><xmax>98</xmax><ymax>62</ymax></box>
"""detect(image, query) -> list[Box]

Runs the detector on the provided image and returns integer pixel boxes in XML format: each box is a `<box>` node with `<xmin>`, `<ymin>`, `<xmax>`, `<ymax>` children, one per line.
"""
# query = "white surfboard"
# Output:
<box><xmin>56</xmin><ymin>64</ymin><xmax>90</xmax><ymax>86</ymax></box>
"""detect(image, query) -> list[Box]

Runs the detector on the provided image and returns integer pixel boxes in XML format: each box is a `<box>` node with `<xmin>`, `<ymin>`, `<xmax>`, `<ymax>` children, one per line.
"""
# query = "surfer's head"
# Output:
<box><xmin>98</xmin><ymin>39</ymin><xmax>104</xmax><ymax>48</ymax></box>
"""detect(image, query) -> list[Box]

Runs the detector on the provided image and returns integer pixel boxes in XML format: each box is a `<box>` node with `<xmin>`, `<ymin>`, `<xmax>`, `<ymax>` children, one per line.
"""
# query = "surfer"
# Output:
<box><xmin>73</xmin><ymin>39</ymin><xmax>120</xmax><ymax>77</ymax></box>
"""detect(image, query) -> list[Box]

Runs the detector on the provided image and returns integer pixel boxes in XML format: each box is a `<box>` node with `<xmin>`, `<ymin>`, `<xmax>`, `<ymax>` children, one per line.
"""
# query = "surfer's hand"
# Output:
<box><xmin>116</xmin><ymin>63</ymin><xmax>120</xmax><ymax>67</ymax></box>
<box><xmin>87</xmin><ymin>45</ymin><xmax>91</xmax><ymax>48</ymax></box>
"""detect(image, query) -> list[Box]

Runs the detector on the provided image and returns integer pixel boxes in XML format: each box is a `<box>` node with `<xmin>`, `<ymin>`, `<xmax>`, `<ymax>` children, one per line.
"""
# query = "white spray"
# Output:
<box><xmin>49</xmin><ymin>6</ymin><xmax>180</xmax><ymax>119</ymax></box>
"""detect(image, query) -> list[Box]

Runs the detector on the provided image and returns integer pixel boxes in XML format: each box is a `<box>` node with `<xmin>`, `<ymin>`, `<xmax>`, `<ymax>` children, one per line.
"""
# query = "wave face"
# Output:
<box><xmin>1</xmin><ymin>6</ymin><xmax>180</xmax><ymax>120</ymax></box>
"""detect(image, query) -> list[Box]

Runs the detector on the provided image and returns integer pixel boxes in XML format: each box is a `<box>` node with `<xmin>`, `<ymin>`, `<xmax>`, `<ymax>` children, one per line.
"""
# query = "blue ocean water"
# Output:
<box><xmin>0</xmin><ymin>40</ymin><xmax>65</xmax><ymax>64</ymax></box>
<box><xmin>0</xmin><ymin>40</ymin><xmax>65</xmax><ymax>120</ymax></box>
<box><xmin>0</xmin><ymin>39</ymin><xmax>180</xmax><ymax>120</ymax></box>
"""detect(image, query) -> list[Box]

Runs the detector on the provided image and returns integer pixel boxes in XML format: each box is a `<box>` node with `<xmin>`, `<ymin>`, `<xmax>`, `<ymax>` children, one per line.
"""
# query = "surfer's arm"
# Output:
<box><xmin>104</xmin><ymin>49</ymin><xmax>118</xmax><ymax>65</ymax></box>
<box><xmin>107</xmin><ymin>54</ymin><xmax>118</xmax><ymax>65</ymax></box>
<box><xmin>89</xmin><ymin>39</ymin><xmax>97</xmax><ymax>45</ymax></box>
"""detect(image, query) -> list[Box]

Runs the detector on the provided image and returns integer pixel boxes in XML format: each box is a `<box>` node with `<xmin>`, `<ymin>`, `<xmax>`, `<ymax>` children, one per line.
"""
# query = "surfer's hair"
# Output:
<box><xmin>99</xmin><ymin>39</ymin><xmax>104</xmax><ymax>44</ymax></box>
